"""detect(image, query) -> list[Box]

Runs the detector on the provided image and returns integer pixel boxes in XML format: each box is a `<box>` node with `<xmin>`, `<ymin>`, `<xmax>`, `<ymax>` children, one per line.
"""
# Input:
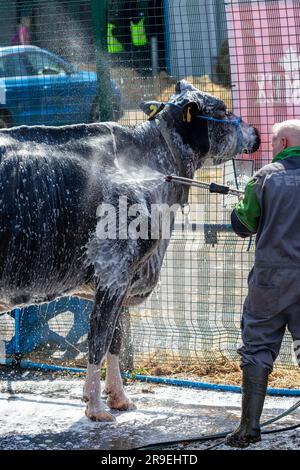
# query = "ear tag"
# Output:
<box><xmin>149</xmin><ymin>104</ymin><xmax>158</xmax><ymax>119</ymax></box>
<box><xmin>148</xmin><ymin>103</ymin><xmax>165</xmax><ymax>120</ymax></box>
<box><xmin>183</xmin><ymin>106</ymin><xmax>192</xmax><ymax>123</ymax></box>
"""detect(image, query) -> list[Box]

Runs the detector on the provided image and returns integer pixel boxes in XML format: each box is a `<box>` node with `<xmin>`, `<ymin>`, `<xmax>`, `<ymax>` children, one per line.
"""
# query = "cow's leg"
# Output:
<box><xmin>83</xmin><ymin>234</ymin><xmax>160</xmax><ymax>421</ymax></box>
<box><xmin>104</xmin><ymin>318</ymin><xmax>136</xmax><ymax>411</ymax></box>
<box><xmin>83</xmin><ymin>287</ymin><xmax>127</xmax><ymax>421</ymax></box>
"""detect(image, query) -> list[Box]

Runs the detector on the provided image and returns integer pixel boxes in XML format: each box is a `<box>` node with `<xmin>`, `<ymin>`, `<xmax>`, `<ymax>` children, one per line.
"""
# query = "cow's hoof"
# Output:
<box><xmin>85</xmin><ymin>406</ymin><xmax>116</xmax><ymax>422</ymax></box>
<box><xmin>107</xmin><ymin>394</ymin><xmax>136</xmax><ymax>411</ymax></box>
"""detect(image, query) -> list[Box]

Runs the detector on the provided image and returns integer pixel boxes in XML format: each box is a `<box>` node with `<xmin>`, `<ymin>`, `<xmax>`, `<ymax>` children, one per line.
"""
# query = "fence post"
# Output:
<box><xmin>91</xmin><ymin>0</ymin><xmax>113</xmax><ymax>121</ymax></box>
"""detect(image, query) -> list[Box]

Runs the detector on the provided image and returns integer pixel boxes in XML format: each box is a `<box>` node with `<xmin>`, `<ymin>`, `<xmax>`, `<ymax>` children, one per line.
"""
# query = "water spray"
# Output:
<box><xmin>165</xmin><ymin>175</ymin><xmax>245</xmax><ymax>197</ymax></box>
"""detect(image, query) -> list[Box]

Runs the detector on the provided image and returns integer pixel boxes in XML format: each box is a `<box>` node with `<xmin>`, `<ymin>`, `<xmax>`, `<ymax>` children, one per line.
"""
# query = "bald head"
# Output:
<box><xmin>272</xmin><ymin>120</ymin><xmax>300</xmax><ymax>157</ymax></box>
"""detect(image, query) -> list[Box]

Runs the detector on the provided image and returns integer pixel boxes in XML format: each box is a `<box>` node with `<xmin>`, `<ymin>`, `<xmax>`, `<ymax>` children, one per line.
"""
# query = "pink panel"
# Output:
<box><xmin>226</xmin><ymin>0</ymin><xmax>300</xmax><ymax>165</ymax></box>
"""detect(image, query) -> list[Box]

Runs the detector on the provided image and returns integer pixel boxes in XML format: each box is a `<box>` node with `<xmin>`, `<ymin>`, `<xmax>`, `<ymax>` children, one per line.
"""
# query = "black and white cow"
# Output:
<box><xmin>0</xmin><ymin>81</ymin><xmax>260</xmax><ymax>420</ymax></box>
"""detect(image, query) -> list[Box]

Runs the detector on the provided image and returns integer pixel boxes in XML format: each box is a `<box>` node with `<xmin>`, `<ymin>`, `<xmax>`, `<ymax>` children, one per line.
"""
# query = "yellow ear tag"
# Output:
<box><xmin>149</xmin><ymin>104</ymin><xmax>158</xmax><ymax>118</ymax></box>
<box><xmin>183</xmin><ymin>106</ymin><xmax>192</xmax><ymax>123</ymax></box>
<box><xmin>187</xmin><ymin>106</ymin><xmax>192</xmax><ymax>123</ymax></box>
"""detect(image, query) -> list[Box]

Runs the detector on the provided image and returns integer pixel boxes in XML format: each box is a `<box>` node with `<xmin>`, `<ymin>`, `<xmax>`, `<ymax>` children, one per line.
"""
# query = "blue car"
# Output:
<box><xmin>0</xmin><ymin>45</ymin><xmax>123</xmax><ymax>128</ymax></box>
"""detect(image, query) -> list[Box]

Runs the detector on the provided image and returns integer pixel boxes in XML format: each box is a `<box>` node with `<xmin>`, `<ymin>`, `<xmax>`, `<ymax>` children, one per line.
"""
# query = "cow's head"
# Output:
<box><xmin>140</xmin><ymin>80</ymin><xmax>260</xmax><ymax>168</ymax></box>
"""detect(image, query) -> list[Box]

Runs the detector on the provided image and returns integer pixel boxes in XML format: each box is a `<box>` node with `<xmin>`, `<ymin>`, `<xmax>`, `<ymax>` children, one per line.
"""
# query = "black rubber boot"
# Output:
<box><xmin>225</xmin><ymin>364</ymin><xmax>269</xmax><ymax>448</ymax></box>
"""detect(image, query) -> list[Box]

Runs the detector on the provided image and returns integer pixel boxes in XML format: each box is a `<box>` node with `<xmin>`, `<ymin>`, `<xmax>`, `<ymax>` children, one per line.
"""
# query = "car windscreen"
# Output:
<box><xmin>23</xmin><ymin>52</ymin><xmax>70</xmax><ymax>76</ymax></box>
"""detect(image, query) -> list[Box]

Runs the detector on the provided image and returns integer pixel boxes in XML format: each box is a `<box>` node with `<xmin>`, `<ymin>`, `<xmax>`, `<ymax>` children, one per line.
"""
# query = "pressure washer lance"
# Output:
<box><xmin>165</xmin><ymin>174</ymin><xmax>245</xmax><ymax>197</ymax></box>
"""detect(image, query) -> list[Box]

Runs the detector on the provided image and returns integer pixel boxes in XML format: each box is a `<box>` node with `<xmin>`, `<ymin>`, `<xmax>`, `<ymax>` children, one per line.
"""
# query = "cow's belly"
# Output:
<box><xmin>126</xmin><ymin>240</ymin><xmax>168</xmax><ymax>303</ymax></box>
<box><xmin>0</xmin><ymin>218</ymin><xmax>94</xmax><ymax>302</ymax></box>
<box><xmin>124</xmin><ymin>291</ymin><xmax>152</xmax><ymax>307</ymax></box>
<box><xmin>0</xmin><ymin>281</ymin><xmax>95</xmax><ymax>313</ymax></box>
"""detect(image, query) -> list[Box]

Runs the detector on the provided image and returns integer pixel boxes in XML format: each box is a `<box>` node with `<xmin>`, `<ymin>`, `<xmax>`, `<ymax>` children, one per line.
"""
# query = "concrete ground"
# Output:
<box><xmin>0</xmin><ymin>367</ymin><xmax>299</xmax><ymax>451</ymax></box>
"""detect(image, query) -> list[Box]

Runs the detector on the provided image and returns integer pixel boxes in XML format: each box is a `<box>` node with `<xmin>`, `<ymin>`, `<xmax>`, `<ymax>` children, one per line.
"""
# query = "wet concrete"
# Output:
<box><xmin>0</xmin><ymin>367</ymin><xmax>299</xmax><ymax>450</ymax></box>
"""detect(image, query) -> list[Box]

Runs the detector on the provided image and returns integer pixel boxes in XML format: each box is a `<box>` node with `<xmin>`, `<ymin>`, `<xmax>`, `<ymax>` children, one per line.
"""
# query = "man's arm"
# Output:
<box><xmin>231</xmin><ymin>178</ymin><xmax>261</xmax><ymax>238</ymax></box>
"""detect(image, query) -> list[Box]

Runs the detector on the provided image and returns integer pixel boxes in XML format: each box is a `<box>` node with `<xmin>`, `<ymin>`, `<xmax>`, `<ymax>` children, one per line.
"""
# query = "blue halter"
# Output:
<box><xmin>196</xmin><ymin>114</ymin><xmax>241</xmax><ymax>126</ymax></box>
<box><xmin>165</xmin><ymin>102</ymin><xmax>244</xmax><ymax>155</ymax></box>
<box><xmin>196</xmin><ymin>114</ymin><xmax>243</xmax><ymax>155</ymax></box>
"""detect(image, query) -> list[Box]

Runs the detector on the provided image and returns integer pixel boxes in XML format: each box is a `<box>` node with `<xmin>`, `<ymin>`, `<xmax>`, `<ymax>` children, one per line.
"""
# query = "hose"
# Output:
<box><xmin>205</xmin><ymin>423</ymin><xmax>300</xmax><ymax>451</ymax></box>
<box><xmin>135</xmin><ymin>423</ymin><xmax>300</xmax><ymax>451</ymax></box>
<box><xmin>133</xmin><ymin>399</ymin><xmax>300</xmax><ymax>450</ymax></box>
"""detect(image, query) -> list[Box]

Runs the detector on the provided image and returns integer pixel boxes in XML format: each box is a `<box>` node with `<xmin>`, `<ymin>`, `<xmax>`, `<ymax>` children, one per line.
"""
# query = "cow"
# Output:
<box><xmin>0</xmin><ymin>80</ymin><xmax>260</xmax><ymax>421</ymax></box>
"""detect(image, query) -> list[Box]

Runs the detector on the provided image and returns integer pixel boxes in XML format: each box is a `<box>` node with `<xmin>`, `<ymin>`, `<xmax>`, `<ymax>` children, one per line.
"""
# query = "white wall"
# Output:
<box><xmin>165</xmin><ymin>0</ymin><xmax>225</xmax><ymax>78</ymax></box>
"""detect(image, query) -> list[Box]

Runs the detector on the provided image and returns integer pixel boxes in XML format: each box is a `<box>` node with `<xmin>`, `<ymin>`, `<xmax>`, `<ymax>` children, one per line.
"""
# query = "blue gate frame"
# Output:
<box><xmin>4</xmin><ymin>297</ymin><xmax>93</xmax><ymax>356</ymax></box>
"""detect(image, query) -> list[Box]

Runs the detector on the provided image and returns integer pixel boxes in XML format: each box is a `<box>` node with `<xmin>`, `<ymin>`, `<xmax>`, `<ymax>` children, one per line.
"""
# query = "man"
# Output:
<box><xmin>226</xmin><ymin>120</ymin><xmax>300</xmax><ymax>448</ymax></box>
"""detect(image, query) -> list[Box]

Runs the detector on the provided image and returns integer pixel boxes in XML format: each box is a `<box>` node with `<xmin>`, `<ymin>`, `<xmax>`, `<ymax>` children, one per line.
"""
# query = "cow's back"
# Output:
<box><xmin>0</xmin><ymin>124</ymin><xmax>111</xmax><ymax>297</ymax></box>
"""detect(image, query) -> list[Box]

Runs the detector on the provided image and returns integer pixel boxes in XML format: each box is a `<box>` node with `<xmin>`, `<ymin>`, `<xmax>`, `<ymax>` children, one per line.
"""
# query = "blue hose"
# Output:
<box><xmin>1</xmin><ymin>358</ymin><xmax>300</xmax><ymax>397</ymax></box>
<box><xmin>0</xmin><ymin>358</ymin><xmax>86</xmax><ymax>374</ymax></box>
<box><xmin>122</xmin><ymin>372</ymin><xmax>300</xmax><ymax>397</ymax></box>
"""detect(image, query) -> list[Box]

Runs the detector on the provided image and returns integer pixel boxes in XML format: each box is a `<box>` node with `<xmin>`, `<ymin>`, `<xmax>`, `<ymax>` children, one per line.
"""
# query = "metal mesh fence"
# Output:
<box><xmin>127</xmin><ymin>171</ymin><xmax>297</xmax><ymax>372</ymax></box>
<box><xmin>0</xmin><ymin>1</ymin><xmax>299</xmax><ymax>379</ymax></box>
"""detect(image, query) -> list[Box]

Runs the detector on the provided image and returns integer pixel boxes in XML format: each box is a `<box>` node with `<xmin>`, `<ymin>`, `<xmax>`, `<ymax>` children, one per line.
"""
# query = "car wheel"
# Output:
<box><xmin>90</xmin><ymin>99</ymin><xmax>100</xmax><ymax>123</ymax></box>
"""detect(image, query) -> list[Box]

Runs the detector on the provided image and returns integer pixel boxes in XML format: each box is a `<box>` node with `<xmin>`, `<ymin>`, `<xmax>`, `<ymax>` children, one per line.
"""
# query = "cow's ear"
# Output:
<box><xmin>175</xmin><ymin>80</ymin><xmax>197</xmax><ymax>94</ymax></box>
<box><xmin>140</xmin><ymin>101</ymin><xmax>165</xmax><ymax>120</ymax></box>
<box><xmin>182</xmin><ymin>102</ymin><xmax>200</xmax><ymax>123</ymax></box>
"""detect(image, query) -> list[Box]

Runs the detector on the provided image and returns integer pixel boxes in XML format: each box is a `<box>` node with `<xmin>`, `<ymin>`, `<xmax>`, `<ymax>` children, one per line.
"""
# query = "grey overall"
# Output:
<box><xmin>233</xmin><ymin>155</ymin><xmax>300</xmax><ymax>371</ymax></box>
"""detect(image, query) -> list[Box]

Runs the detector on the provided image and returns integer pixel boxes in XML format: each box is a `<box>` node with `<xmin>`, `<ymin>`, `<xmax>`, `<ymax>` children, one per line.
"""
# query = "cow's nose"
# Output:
<box><xmin>252</xmin><ymin>127</ymin><xmax>261</xmax><ymax>152</ymax></box>
<box><xmin>254</xmin><ymin>126</ymin><xmax>261</xmax><ymax>140</ymax></box>
<box><xmin>243</xmin><ymin>127</ymin><xmax>261</xmax><ymax>154</ymax></box>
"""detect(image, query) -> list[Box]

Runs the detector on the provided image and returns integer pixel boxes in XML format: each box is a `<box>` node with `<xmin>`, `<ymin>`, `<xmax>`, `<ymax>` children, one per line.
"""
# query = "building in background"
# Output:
<box><xmin>107</xmin><ymin>0</ymin><xmax>228</xmax><ymax>80</ymax></box>
<box><xmin>107</xmin><ymin>0</ymin><xmax>166</xmax><ymax>74</ymax></box>
<box><xmin>165</xmin><ymin>0</ymin><xmax>227</xmax><ymax>80</ymax></box>
<box><xmin>0</xmin><ymin>0</ymin><xmax>229</xmax><ymax>82</ymax></box>
<box><xmin>0</xmin><ymin>0</ymin><xmax>95</xmax><ymax>65</ymax></box>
